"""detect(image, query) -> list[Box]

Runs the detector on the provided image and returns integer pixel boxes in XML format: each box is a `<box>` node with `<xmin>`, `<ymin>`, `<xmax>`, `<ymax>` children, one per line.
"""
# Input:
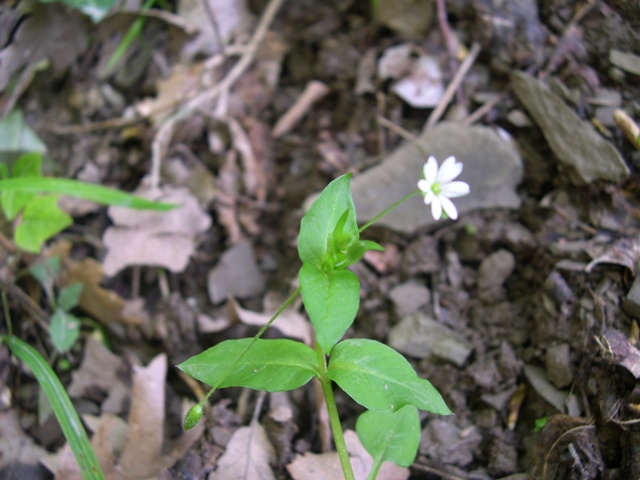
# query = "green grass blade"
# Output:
<box><xmin>1</xmin><ymin>335</ymin><xmax>105</xmax><ymax>480</ymax></box>
<box><xmin>0</xmin><ymin>177</ymin><xmax>175</xmax><ymax>211</ymax></box>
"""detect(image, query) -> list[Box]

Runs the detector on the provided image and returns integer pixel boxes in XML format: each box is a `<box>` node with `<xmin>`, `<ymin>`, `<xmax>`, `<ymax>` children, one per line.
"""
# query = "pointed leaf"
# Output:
<box><xmin>327</xmin><ymin>339</ymin><xmax>452</xmax><ymax>415</ymax></box>
<box><xmin>356</xmin><ymin>405</ymin><xmax>421</xmax><ymax>468</ymax></box>
<box><xmin>14</xmin><ymin>195</ymin><xmax>72</xmax><ymax>252</ymax></box>
<box><xmin>50</xmin><ymin>309</ymin><xmax>80</xmax><ymax>353</ymax></box>
<box><xmin>299</xmin><ymin>263</ymin><xmax>359</xmax><ymax>354</ymax></box>
<box><xmin>298</xmin><ymin>174</ymin><xmax>358</xmax><ymax>269</ymax></box>
<box><xmin>57</xmin><ymin>283</ymin><xmax>83</xmax><ymax>311</ymax></box>
<box><xmin>178</xmin><ymin>339</ymin><xmax>319</xmax><ymax>392</ymax></box>
<box><xmin>0</xmin><ymin>152</ymin><xmax>42</xmax><ymax>220</ymax></box>
<box><xmin>29</xmin><ymin>256</ymin><xmax>61</xmax><ymax>302</ymax></box>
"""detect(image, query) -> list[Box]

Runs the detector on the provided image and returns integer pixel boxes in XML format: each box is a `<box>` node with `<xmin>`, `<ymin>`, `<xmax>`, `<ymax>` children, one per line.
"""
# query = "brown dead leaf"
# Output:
<box><xmin>102</xmin><ymin>187</ymin><xmax>211</xmax><ymax>276</ymax></box>
<box><xmin>287</xmin><ymin>430</ymin><xmax>409</xmax><ymax>480</ymax></box>
<box><xmin>48</xmin><ymin>242</ymin><xmax>145</xmax><ymax>327</ymax></box>
<box><xmin>214</xmin><ymin>419</ymin><xmax>276</xmax><ymax>480</ymax></box>
<box><xmin>67</xmin><ymin>338</ymin><xmax>130</xmax><ymax>414</ymax></box>
<box><xmin>586</xmin><ymin>236</ymin><xmax>640</xmax><ymax>275</ymax></box>
<box><xmin>228</xmin><ymin>293</ymin><xmax>312</xmax><ymax>345</ymax></box>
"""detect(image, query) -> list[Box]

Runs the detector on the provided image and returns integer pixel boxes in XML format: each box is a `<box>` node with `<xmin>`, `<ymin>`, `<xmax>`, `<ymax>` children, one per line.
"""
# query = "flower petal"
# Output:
<box><xmin>423</xmin><ymin>156</ymin><xmax>438</xmax><ymax>184</ymax></box>
<box><xmin>441</xmin><ymin>181</ymin><xmax>470</xmax><ymax>198</ymax></box>
<box><xmin>430</xmin><ymin>196</ymin><xmax>442</xmax><ymax>220</ymax></box>
<box><xmin>440</xmin><ymin>195</ymin><xmax>458</xmax><ymax>220</ymax></box>
<box><xmin>437</xmin><ymin>156</ymin><xmax>462</xmax><ymax>183</ymax></box>
<box><xmin>417</xmin><ymin>179</ymin><xmax>431</xmax><ymax>194</ymax></box>
<box><xmin>423</xmin><ymin>190</ymin><xmax>434</xmax><ymax>205</ymax></box>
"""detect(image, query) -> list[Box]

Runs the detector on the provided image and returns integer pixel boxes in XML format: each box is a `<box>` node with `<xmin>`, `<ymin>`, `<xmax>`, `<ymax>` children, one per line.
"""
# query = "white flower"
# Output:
<box><xmin>418</xmin><ymin>155</ymin><xmax>470</xmax><ymax>220</ymax></box>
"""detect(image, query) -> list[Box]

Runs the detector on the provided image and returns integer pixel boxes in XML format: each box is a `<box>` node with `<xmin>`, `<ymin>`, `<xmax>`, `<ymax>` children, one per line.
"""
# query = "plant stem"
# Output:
<box><xmin>367</xmin><ymin>456</ymin><xmax>384</xmax><ymax>480</ymax></box>
<box><xmin>317</xmin><ymin>344</ymin><xmax>355</xmax><ymax>480</ymax></box>
<box><xmin>358</xmin><ymin>191</ymin><xmax>421</xmax><ymax>234</ymax></box>
<box><xmin>201</xmin><ymin>286</ymin><xmax>301</xmax><ymax>404</ymax></box>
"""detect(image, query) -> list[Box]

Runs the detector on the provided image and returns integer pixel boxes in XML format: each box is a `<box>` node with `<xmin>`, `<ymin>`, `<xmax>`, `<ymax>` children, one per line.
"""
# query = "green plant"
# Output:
<box><xmin>179</xmin><ymin>156</ymin><xmax>470</xmax><ymax>479</ymax></box>
<box><xmin>0</xmin><ymin>152</ymin><xmax>174</xmax><ymax>252</ymax></box>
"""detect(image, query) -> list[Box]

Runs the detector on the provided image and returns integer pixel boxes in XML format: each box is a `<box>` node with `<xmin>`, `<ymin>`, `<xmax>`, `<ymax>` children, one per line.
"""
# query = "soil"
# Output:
<box><xmin>2</xmin><ymin>0</ymin><xmax>640</xmax><ymax>479</ymax></box>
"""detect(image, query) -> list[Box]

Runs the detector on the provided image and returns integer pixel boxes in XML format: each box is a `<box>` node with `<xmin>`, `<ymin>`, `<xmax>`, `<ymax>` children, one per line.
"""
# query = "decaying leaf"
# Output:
<box><xmin>0</xmin><ymin>410</ymin><xmax>49</xmax><ymax>470</ymax></box>
<box><xmin>102</xmin><ymin>187</ymin><xmax>211</xmax><ymax>276</ymax></box>
<box><xmin>228</xmin><ymin>293</ymin><xmax>312</xmax><ymax>345</ymax></box>
<box><xmin>586</xmin><ymin>236</ymin><xmax>640</xmax><ymax>275</ymax></box>
<box><xmin>214</xmin><ymin>419</ymin><xmax>276</xmax><ymax>480</ymax></box>
<box><xmin>287</xmin><ymin>430</ymin><xmax>409</xmax><ymax>480</ymax></box>
<box><xmin>391</xmin><ymin>55</ymin><xmax>444</xmax><ymax>108</ymax></box>
<box><xmin>67</xmin><ymin>338</ymin><xmax>130</xmax><ymax>414</ymax></box>
<box><xmin>207</xmin><ymin>241</ymin><xmax>265</xmax><ymax>304</ymax></box>
<box><xmin>47</xmin><ymin>241</ymin><xmax>146</xmax><ymax>327</ymax></box>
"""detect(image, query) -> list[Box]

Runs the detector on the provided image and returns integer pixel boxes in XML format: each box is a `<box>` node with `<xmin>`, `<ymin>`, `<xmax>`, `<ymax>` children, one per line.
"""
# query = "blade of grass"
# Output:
<box><xmin>0</xmin><ymin>177</ymin><xmax>175</xmax><ymax>211</ymax></box>
<box><xmin>106</xmin><ymin>0</ymin><xmax>157</xmax><ymax>71</ymax></box>
<box><xmin>0</xmin><ymin>335</ymin><xmax>105</xmax><ymax>480</ymax></box>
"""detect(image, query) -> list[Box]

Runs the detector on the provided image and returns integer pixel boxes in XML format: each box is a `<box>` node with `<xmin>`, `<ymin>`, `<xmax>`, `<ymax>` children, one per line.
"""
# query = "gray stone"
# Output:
<box><xmin>388</xmin><ymin>313</ymin><xmax>473</xmax><ymax>366</ymax></box>
<box><xmin>420</xmin><ymin>419</ymin><xmax>482</xmax><ymax>467</ymax></box>
<box><xmin>350</xmin><ymin>122</ymin><xmax>523</xmax><ymax>234</ymax></box>
<box><xmin>523</xmin><ymin>364</ymin><xmax>568</xmax><ymax>412</ymax></box>
<box><xmin>545</xmin><ymin>343</ymin><xmax>573</xmax><ymax>388</ymax></box>
<box><xmin>477</xmin><ymin>250</ymin><xmax>516</xmax><ymax>291</ymax></box>
<box><xmin>207</xmin><ymin>241</ymin><xmax>265</xmax><ymax>304</ymax></box>
<box><xmin>610</xmin><ymin>49</ymin><xmax>640</xmax><ymax>76</ymax></box>
<box><xmin>511</xmin><ymin>71</ymin><xmax>629</xmax><ymax>185</ymax></box>
<box><xmin>388</xmin><ymin>282</ymin><xmax>430</xmax><ymax>317</ymax></box>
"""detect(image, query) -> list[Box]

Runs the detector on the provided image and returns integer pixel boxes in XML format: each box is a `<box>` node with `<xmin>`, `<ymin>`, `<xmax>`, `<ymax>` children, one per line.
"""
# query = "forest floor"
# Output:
<box><xmin>2</xmin><ymin>0</ymin><xmax>640</xmax><ymax>479</ymax></box>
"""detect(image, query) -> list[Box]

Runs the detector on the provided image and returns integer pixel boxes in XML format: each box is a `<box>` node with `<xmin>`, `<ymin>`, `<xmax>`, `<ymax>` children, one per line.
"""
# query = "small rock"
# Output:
<box><xmin>511</xmin><ymin>71</ymin><xmax>629</xmax><ymax>185</ymax></box>
<box><xmin>388</xmin><ymin>282</ymin><xmax>430</xmax><ymax>317</ymax></box>
<box><xmin>351</xmin><ymin>122</ymin><xmax>523</xmax><ymax>235</ymax></box>
<box><xmin>207</xmin><ymin>241</ymin><xmax>265</xmax><ymax>304</ymax></box>
<box><xmin>609</xmin><ymin>49</ymin><xmax>640</xmax><ymax>76</ymax></box>
<box><xmin>545</xmin><ymin>343</ymin><xmax>573</xmax><ymax>388</ymax></box>
<box><xmin>420</xmin><ymin>419</ymin><xmax>482</xmax><ymax>467</ymax></box>
<box><xmin>477</xmin><ymin>249</ymin><xmax>516</xmax><ymax>302</ymax></box>
<box><xmin>523</xmin><ymin>364</ymin><xmax>568</xmax><ymax>412</ymax></box>
<box><xmin>388</xmin><ymin>313</ymin><xmax>473</xmax><ymax>366</ymax></box>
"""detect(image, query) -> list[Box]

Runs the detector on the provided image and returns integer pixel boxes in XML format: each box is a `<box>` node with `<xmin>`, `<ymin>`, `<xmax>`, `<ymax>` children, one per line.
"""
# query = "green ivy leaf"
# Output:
<box><xmin>50</xmin><ymin>308</ymin><xmax>80</xmax><ymax>353</ymax></box>
<box><xmin>299</xmin><ymin>263</ymin><xmax>359</xmax><ymax>354</ymax></box>
<box><xmin>14</xmin><ymin>195</ymin><xmax>72</xmax><ymax>253</ymax></box>
<box><xmin>327</xmin><ymin>339</ymin><xmax>452</xmax><ymax>415</ymax></box>
<box><xmin>356</xmin><ymin>405</ymin><xmax>421</xmax><ymax>468</ymax></box>
<box><xmin>0</xmin><ymin>152</ymin><xmax>42</xmax><ymax>220</ymax></box>
<box><xmin>298</xmin><ymin>174</ymin><xmax>358</xmax><ymax>270</ymax></box>
<box><xmin>178</xmin><ymin>339</ymin><xmax>320</xmax><ymax>392</ymax></box>
<box><xmin>58</xmin><ymin>283</ymin><xmax>83</xmax><ymax>311</ymax></box>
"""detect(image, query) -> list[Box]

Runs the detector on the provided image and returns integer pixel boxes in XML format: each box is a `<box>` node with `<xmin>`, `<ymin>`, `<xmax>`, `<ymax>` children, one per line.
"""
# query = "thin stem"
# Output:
<box><xmin>317</xmin><ymin>344</ymin><xmax>355</xmax><ymax>480</ymax></box>
<box><xmin>367</xmin><ymin>456</ymin><xmax>384</xmax><ymax>480</ymax></box>
<box><xmin>358</xmin><ymin>191</ymin><xmax>421</xmax><ymax>234</ymax></box>
<box><xmin>200</xmin><ymin>286</ymin><xmax>301</xmax><ymax>404</ymax></box>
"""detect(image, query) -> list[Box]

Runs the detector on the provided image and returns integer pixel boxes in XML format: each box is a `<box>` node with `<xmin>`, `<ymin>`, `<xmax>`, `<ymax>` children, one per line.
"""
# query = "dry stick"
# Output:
<box><xmin>436</xmin><ymin>0</ymin><xmax>459</xmax><ymax>97</ymax></box>
<box><xmin>462</xmin><ymin>91</ymin><xmax>508</xmax><ymax>126</ymax></box>
<box><xmin>423</xmin><ymin>42</ymin><xmax>481</xmax><ymax>134</ymax></box>
<box><xmin>272</xmin><ymin>80</ymin><xmax>330</xmax><ymax>138</ymax></box>
<box><xmin>376</xmin><ymin>114</ymin><xmax>417</xmax><ymax>143</ymax></box>
<box><xmin>149</xmin><ymin>0</ymin><xmax>285</xmax><ymax>190</ymax></box>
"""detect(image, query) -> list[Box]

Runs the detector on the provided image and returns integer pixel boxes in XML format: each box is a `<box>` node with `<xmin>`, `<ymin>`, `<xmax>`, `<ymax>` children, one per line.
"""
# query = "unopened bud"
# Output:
<box><xmin>184</xmin><ymin>404</ymin><xmax>204</xmax><ymax>430</ymax></box>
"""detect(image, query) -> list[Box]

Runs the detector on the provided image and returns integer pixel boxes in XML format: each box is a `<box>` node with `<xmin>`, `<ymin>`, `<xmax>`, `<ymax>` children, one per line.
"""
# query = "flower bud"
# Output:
<box><xmin>184</xmin><ymin>404</ymin><xmax>204</xmax><ymax>430</ymax></box>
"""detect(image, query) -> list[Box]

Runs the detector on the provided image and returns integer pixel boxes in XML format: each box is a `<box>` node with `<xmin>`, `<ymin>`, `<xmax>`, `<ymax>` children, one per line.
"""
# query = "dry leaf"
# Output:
<box><xmin>0</xmin><ymin>410</ymin><xmax>48</xmax><ymax>469</ymax></box>
<box><xmin>287</xmin><ymin>430</ymin><xmax>409</xmax><ymax>480</ymax></box>
<box><xmin>392</xmin><ymin>55</ymin><xmax>444</xmax><ymax>108</ymax></box>
<box><xmin>214</xmin><ymin>419</ymin><xmax>276</xmax><ymax>480</ymax></box>
<box><xmin>67</xmin><ymin>338</ymin><xmax>130</xmax><ymax>414</ymax></box>
<box><xmin>207</xmin><ymin>241</ymin><xmax>265</xmax><ymax>304</ymax></box>
<box><xmin>48</xmin><ymin>242</ymin><xmax>145</xmax><ymax>327</ymax></box>
<box><xmin>102</xmin><ymin>187</ymin><xmax>211</xmax><ymax>276</ymax></box>
<box><xmin>586</xmin><ymin>236</ymin><xmax>640</xmax><ymax>275</ymax></box>
<box><xmin>228</xmin><ymin>294</ymin><xmax>312</xmax><ymax>345</ymax></box>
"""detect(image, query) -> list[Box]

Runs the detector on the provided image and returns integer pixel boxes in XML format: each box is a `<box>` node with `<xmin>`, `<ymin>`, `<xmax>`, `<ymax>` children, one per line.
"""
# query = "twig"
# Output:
<box><xmin>462</xmin><ymin>91</ymin><xmax>508</xmax><ymax>126</ymax></box>
<box><xmin>375</xmin><ymin>115</ymin><xmax>417</xmax><ymax>142</ymax></box>
<box><xmin>423</xmin><ymin>42</ymin><xmax>481</xmax><ymax>133</ymax></box>
<box><xmin>272</xmin><ymin>80</ymin><xmax>330</xmax><ymax>138</ymax></box>
<box><xmin>149</xmin><ymin>0</ymin><xmax>285</xmax><ymax>190</ymax></box>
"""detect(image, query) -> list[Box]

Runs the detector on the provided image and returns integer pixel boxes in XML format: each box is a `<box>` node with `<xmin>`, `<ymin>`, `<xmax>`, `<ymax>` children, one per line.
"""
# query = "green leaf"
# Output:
<box><xmin>299</xmin><ymin>263</ymin><xmax>359</xmax><ymax>354</ymax></box>
<box><xmin>58</xmin><ymin>283</ymin><xmax>83</xmax><ymax>311</ymax></box>
<box><xmin>178</xmin><ymin>338</ymin><xmax>320</xmax><ymax>392</ymax></box>
<box><xmin>298</xmin><ymin>174</ymin><xmax>358</xmax><ymax>270</ymax></box>
<box><xmin>1</xmin><ymin>152</ymin><xmax>42</xmax><ymax>220</ymax></box>
<box><xmin>356</xmin><ymin>405</ymin><xmax>421</xmax><ymax>470</ymax></box>
<box><xmin>38</xmin><ymin>0</ymin><xmax>118</xmax><ymax>22</ymax></box>
<box><xmin>0</xmin><ymin>109</ymin><xmax>47</xmax><ymax>153</ymax></box>
<box><xmin>29</xmin><ymin>256</ymin><xmax>61</xmax><ymax>302</ymax></box>
<box><xmin>0</xmin><ymin>335</ymin><xmax>105</xmax><ymax>480</ymax></box>
<box><xmin>0</xmin><ymin>177</ymin><xmax>175</xmax><ymax>211</ymax></box>
<box><xmin>14</xmin><ymin>195</ymin><xmax>72</xmax><ymax>253</ymax></box>
<box><xmin>50</xmin><ymin>309</ymin><xmax>81</xmax><ymax>353</ymax></box>
<box><xmin>327</xmin><ymin>339</ymin><xmax>452</xmax><ymax>415</ymax></box>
